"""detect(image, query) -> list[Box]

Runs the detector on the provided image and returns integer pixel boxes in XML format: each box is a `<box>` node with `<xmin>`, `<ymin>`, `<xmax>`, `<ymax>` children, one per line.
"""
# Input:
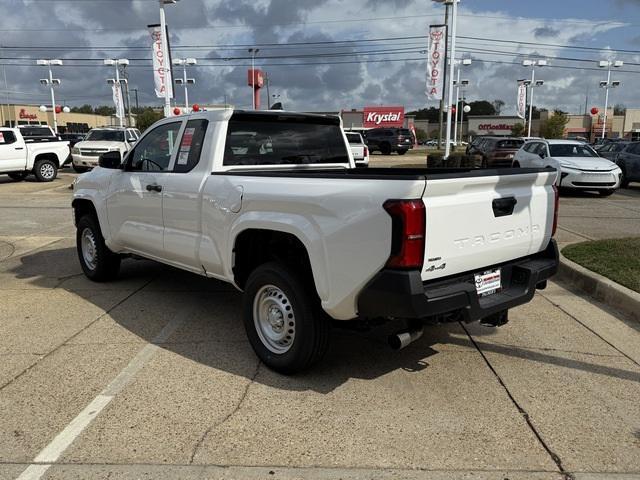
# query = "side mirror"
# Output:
<box><xmin>539</xmin><ymin>152</ymin><xmax>546</xmax><ymax>159</ymax></box>
<box><xmin>98</xmin><ymin>150</ymin><xmax>122</xmax><ymax>169</ymax></box>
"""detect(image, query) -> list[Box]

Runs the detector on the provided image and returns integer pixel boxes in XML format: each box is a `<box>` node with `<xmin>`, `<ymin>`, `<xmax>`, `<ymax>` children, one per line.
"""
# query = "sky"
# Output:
<box><xmin>1</xmin><ymin>0</ymin><xmax>640</xmax><ymax>116</ymax></box>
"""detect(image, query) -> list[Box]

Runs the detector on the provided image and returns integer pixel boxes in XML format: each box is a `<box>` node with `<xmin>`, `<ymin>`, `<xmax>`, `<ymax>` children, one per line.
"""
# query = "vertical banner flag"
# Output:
<box><xmin>148</xmin><ymin>24</ymin><xmax>173</xmax><ymax>99</ymax></box>
<box><xmin>112</xmin><ymin>84</ymin><xmax>125</xmax><ymax>119</ymax></box>
<box><xmin>426</xmin><ymin>24</ymin><xmax>447</xmax><ymax>101</ymax></box>
<box><xmin>517</xmin><ymin>83</ymin><xmax>527</xmax><ymax>119</ymax></box>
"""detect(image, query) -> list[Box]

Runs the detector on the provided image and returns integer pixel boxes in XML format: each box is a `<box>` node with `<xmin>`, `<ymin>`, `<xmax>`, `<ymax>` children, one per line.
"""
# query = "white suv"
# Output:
<box><xmin>71</xmin><ymin>127</ymin><xmax>140</xmax><ymax>172</ymax></box>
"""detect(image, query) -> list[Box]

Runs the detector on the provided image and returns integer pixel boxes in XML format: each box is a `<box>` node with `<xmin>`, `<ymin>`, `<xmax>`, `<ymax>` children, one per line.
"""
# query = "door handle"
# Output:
<box><xmin>492</xmin><ymin>197</ymin><xmax>517</xmax><ymax>217</ymax></box>
<box><xmin>14</xmin><ymin>147</ymin><xmax>24</xmax><ymax>150</ymax></box>
<box><xmin>146</xmin><ymin>183</ymin><xmax>162</xmax><ymax>193</ymax></box>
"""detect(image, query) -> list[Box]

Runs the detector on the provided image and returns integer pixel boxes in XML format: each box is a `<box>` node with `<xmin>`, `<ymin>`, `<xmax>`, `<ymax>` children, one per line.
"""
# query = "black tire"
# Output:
<box><xmin>8</xmin><ymin>172</ymin><xmax>28</xmax><ymax>181</ymax></box>
<box><xmin>76</xmin><ymin>214</ymin><xmax>121</xmax><ymax>282</ymax></box>
<box><xmin>73</xmin><ymin>164</ymin><xmax>89</xmax><ymax>173</ymax></box>
<box><xmin>380</xmin><ymin>143</ymin><xmax>392</xmax><ymax>155</ymax></box>
<box><xmin>397</xmin><ymin>149</ymin><xmax>407</xmax><ymax>156</ymax></box>
<box><xmin>243</xmin><ymin>262</ymin><xmax>330</xmax><ymax>374</ymax></box>
<box><xmin>599</xmin><ymin>189</ymin><xmax>615</xmax><ymax>197</ymax></box>
<box><xmin>33</xmin><ymin>158</ymin><xmax>58</xmax><ymax>182</ymax></box>
<box><xmin>619</xmin><ymin>168</ymin><xmax>630</xmax><ymax>188</ymax></box>
<box><xmin>512</xmin><ymin>161</ymin><xmax>520</xmax><ymax>168</ymax></box>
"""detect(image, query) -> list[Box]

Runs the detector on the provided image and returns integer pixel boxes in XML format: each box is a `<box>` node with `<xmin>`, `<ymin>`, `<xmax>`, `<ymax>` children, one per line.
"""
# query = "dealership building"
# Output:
<box><xmin>0</xmin><ymin>103</ymin><xmax>135</xmax><ymax>132</ymax></box>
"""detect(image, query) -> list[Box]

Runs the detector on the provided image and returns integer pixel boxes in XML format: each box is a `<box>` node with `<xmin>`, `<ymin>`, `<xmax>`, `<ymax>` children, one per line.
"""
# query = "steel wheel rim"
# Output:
<box><xmin>81</xmin><ymin>228</ymin><xmax>97</xmax><ymax>271</ymax></box>
<box><xmin>40</xmin><ymin>163</ymin><xmax>55</xmax><ymax>180</ymax></box>
<box><xmin>253</xmin><ymin>284</ymin><xmax>295</xmax><ymax>354</ymax></box>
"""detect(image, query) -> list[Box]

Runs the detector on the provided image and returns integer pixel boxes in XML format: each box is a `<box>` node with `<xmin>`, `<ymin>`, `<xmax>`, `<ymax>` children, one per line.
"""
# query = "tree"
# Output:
<box><xmin>467</xmin><ymin>100</ymin><xmax>496</xmax><ymax>116</ymax></box>
<box><xmin>492</xmin><ymin>99</ymin><xmax>505</xmax><ymax>115</ymax></box>
<box><xmin>511</xmin><ymin>123</ymin><xmax>526</xmax><ymax>137</ymax></box>
<box><xmin>539</xmin><ymin>110</ymin><xmax>569</xmax><ymax>139</ymax></box>
<box><xmin>135</xmin><ymin>107</ymin><xmax>163</xmax><ymax>132</ymax></box>
<box><xmin>71</xmin><ymin>104</ymin><xmax>94</xmax><ymax>114</ymax></box>
<box><xmin>93</xmin><ymin>105</ymin><xmax>116</xmax><ymax>116</ymax></box>
<box><xmin>614</xmin><ymin>104</ymin><xmax>626</xmax><ymax>116</ymax></box>
<box><xmin>406</xmin><ymin>107</ymin><xmax>440</xmax><ymax>122</ymax></box>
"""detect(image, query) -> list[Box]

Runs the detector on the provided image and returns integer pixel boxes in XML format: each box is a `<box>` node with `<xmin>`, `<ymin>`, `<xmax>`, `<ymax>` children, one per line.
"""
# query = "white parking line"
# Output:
<box><xmin>15</xmin><ymin>307</ymin><xmax>192</xmax><ymax>480</ymax></box>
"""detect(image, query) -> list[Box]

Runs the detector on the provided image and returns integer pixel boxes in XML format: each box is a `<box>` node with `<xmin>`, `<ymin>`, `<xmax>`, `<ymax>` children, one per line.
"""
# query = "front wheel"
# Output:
<box><xmin>243</xmin><ymin>262</ymin><xmax>330</xmax><ymax>374</ymax></box>
<box><xmin>76</xmin><ymin>215</ymin><xmax>121</xmax><ymax>281</ymax></box>
<box><xmin>599</xmin><ymin>189</ymin><xmax>615</xmax><ymax>197</ymax></box>
<box><xmin>397</xmin><ymin>149</ymin><xmax>407</xmax><ymax>156</ymax></box>
<box><xmin>380</xmin><ymin>143</ymin><xmax>392</xmax><ymax>155</ymax></box>
<box><xmin>33</xmin><ymin>159</ymin><xmax>58</xmax><ymax>182</ymax></box>
<box><xmin>8</xmin><ymin>172</ymin><xmax>28</xmax><ymax>181</ymax></box>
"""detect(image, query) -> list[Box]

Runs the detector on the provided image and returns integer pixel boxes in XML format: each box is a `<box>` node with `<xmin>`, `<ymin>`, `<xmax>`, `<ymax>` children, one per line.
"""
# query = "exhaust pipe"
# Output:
<box><xmin>388</xmin><ymin>326</ymin><xmax>424</xmax><ymax>350</ymax></box>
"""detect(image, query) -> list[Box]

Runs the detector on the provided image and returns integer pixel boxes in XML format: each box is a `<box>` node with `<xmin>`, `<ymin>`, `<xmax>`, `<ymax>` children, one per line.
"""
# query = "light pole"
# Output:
<box><xmin>452</xmin><ymin>58</ymin><xmax>471</xmax><ymax>146</ymax></box>
<box><xmin>598</xmin><ymin>60</ymin><xmax>623</xmax><ymax>140</ymax></box>
<box><xmin>461</xmin><ymin>104</ymin><xmax>470</xmax><ymax>144</ymax></box>
<box><xmin>104</xmin><ymin>59</ymin><xmax>129</xmax><ymax>127</ymax></box>
<box><xmin>173</xmin><ymin>58</ymin><xmax>196</xmax><ymax>112</ymax></box>
<box><xmin>36</xmin><ymin>59</ymin><xmax>62</xmax><ymax>134</ymax></box>
<box><xmin>248</xmin><ymin>48</ymin><xmax>260</xmax><ymax>110</ymax></box>
<box><xmin>522</xmin><ymin>59</ymin><xmax>547</xmax><ymax>137</ymax></box>
<box><xmin>159</xmin><ymin>0</ymin><xmax>180</xmax><ymax>117</ymax></box>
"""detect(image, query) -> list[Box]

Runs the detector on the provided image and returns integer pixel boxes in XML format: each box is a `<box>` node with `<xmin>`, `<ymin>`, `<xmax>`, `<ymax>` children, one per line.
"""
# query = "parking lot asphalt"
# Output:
<box><xmin>1</xmin><ymin>172</ymin><xmax>640</xmax><ymax>480</ymax></box>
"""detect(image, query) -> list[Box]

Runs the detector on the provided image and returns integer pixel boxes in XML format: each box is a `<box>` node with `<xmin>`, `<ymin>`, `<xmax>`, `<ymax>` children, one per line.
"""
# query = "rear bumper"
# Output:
<box><xmin>357</xmin><ymin>239</ymin><xmax>559</xmax><ymax>322</ymax></box>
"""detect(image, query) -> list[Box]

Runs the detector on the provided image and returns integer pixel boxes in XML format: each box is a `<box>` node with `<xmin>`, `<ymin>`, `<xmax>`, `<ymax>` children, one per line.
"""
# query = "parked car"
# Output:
<box><xmin>597</xmin><ymin>141</ymin><xmax>630</xmax><ymax>161</ymax></box>
<box><xmin>72</xmin><ymin>108</ymin><xmax>559</xmax><ymax>373</ymax></box>
<box><xmin>364</xmin><ymin>127</ymin><xmax>413</xmax><ymax>155</ymax></box>
<box><xmin>0</xmin><ymin>127</ymin><xmax>70</xmax><ymax>181</ymax></box>
<box><xmin>615</xmin><ymin>141</ymin><xmax>640</xmax><ymax>188</ymax></box>
<box><xmin>59</xmin><ymin>133</ymin><xmax>86</xmax><ymax>149</ymax></box>
<box><xmin>479</xmin><ymin>137</ymin><xmax>524</xmax><ymax>167</ymax></box>
<box><xmin>466</xmin><ymin>136</ymin><xmax>487</xmax><ymax>155</ymax></box>
<box><xmin>71</xmin><ymin>127</ymin><xmax>140</xmax><ymax>173</ymax></box>
<box><xmin>345</xmin><ymin>132</ymin><xmax>369</xmax><ymax>167</ymax></box>
<box><xmin>513</xmin><ymin>139</ymin><xmax>622</xmax><ymax>196</ymax></box>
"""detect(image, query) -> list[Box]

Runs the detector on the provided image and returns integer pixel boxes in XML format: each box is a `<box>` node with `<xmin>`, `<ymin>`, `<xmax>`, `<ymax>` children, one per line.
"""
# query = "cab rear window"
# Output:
<box><xmin>224</xmin><ymin>113</ymin><xmax>349</xmax><ymax>166</ymax></box>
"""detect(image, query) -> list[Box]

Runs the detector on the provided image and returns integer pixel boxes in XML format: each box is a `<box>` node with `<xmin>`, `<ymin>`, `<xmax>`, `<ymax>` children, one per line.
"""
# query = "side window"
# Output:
<box><xmin>128</xmin><ymin>122</ymin><xmax>182</xmax><ymax>172</ymax></box>
<box><xmin>173</xmin><ymin>119</ymin><xmax>208</xmax><ymax>173</ymax></box>
<box><xmin>0</xmin><ymin>131</ymin><xmax>16</xmax><ymax>145</ymax></box>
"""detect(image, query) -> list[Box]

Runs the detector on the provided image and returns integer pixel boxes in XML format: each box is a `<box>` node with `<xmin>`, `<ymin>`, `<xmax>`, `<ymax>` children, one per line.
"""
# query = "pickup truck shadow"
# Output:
<box><xmin>8</xmin><ymin>244</ymin><xmax>456</xmax><ymax>393</ymax></box>
<box><xmin>9</xmin><ymin>244</ymin><xmax>640</xmax><ymax>391</ymax></box>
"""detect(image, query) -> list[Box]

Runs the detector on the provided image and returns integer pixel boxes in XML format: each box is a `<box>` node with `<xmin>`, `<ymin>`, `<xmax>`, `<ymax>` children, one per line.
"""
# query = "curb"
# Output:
<box><xmin>555</xmin><ymin>252</ymin><xmax>640</xmax><ymax>323</ymax></box>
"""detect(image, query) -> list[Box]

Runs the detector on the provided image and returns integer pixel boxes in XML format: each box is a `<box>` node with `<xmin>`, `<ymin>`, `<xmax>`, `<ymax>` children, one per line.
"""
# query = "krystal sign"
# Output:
<box><xmin>363</xmin><ymin>106</ymin><xmax>405</xmax><ymax>128</ymax></box>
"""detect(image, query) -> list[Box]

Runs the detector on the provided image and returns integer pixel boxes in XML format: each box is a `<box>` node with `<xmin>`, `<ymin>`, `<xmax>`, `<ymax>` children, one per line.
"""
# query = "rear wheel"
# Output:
<box><xmin>380</xmin><ymin>143</ymin><xmax>391</xmax><ymax>155</ymax></box>
<box><xmin>8</xmin><ymin>172</ymin><xmax>28</xmax><ymax>181</ymax></box>
<box><xmin>599</xmin><ymin>189</ymin><xmax>615</xmax><ymax>197</ymax></box>
<box><xmin>397</xmin><ymin>149</ymin><xmax>407</xmax><ymax>156</ymax></box>
<box><xmin>33</xmin><ymin>159</ymin><xmax>57</xmax><ymax>182</ymax></box>
<box><xmin>76</xmin><ymin>215</ymin><xmax>121</xmax><ymax>282</ymax></box>
<box><xmin>243</xmin><ymin>262</ymin><xmax>330</xmax><ymax>374</ymax></box>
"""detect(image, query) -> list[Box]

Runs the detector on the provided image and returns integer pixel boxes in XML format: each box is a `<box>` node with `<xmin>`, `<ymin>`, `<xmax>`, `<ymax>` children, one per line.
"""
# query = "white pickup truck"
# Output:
<box><xmin>0</xmin><ymin>127</ymin><xmax>70</xmax><ymax>182</ymax></box>
<box><xmin>72</xmin><ymin>109</ymin><xmax>559</xmax><ymax>373</ymax></box>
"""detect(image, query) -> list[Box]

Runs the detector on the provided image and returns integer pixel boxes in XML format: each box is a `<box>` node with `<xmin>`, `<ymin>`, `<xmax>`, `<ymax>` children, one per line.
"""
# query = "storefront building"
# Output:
<box><xmin>0</xmin><ymin>104</ymin><xmax>134</xmax><ymax>132</ymax></box>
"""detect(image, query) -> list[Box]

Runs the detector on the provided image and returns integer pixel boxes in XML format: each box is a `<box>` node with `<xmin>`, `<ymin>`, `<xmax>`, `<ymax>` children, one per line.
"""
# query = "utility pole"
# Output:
<box><xmin>265</xmin><ymin>72</ymin><xmax>271</xmax><ymax>108</ymax></box>
<box><xmin>437</xmin><ymin>3</ymin><xmax>449</xmax><ymax>150</ymax></box>
<box><xmin>598</xmin><ymin>59</ymin><xmax>623</xmax><ymax>140</ymax></box>
<box><xmin>443</xmin><ymin>0</ymin><xmax>458</xmax><ymax>159</ymax></box>
<box><xmin>522</xmin><ymin>59</ymin><xmax>547</xmax><ymax>137</ymax></box>
<box><xmin>121</xmin><ymin>64</ymin><xmax>133</xmax><ymax>127</ymax></box>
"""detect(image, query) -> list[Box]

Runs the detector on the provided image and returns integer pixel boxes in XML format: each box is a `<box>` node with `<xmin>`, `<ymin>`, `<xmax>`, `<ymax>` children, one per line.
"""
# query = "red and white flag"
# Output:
<box><xmin>426</xmin><ymin>24</ymin><xmax>447</xmax><ymax>101</ymax></box>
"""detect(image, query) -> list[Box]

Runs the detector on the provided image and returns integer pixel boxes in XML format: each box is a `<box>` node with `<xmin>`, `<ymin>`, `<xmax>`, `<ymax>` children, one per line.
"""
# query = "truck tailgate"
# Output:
<box><xmin>421</xmin><ymin>170</ymin><xmax>557</xmax><ymax>281</ymax></box>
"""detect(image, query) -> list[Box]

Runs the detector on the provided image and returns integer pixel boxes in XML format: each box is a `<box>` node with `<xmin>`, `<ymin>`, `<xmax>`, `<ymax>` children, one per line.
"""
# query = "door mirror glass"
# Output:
<box><xmin>99</xmin><ymin>150</ymin><xmax>122</xmax><ymax>169</ymax></box>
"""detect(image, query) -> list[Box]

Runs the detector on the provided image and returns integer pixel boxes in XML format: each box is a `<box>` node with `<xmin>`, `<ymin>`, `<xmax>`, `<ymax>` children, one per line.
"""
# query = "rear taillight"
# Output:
<box><xmin>363</xmin><ymin>146</ymin><xmax>368</xmax><ymax>157</ymax></box>
<box><xmin>383</xmin><ymin>199</ymin><xmax>425</xmax><ymax>269</ymax></box>
<box><xmin>552</xmin><ymin>184</ymin><xmax>559</xmax><ymax>236</ymax></box>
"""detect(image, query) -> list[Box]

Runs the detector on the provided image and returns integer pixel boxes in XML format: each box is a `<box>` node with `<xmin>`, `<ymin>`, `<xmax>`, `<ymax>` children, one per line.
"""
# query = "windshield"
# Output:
<box><xmin>346</xmin><ymin>133</ymin><xmax>362</xmax><ymax>144</ymax></box>
<box><xmin>549</xmin><ymin>144</ymin><xmax>598</xmax><ymax>158</ymax></box>
<box><xmin>85</xmin><ymin>130</ymin><xmax>125</xmax><ymax>142</ymax></box>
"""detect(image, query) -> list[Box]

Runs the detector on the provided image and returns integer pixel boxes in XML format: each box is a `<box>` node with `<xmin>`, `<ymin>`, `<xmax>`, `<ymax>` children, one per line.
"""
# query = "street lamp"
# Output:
<box><xmin>598</xmin><ymin>59</ymin><xmax>623</xmax><ymax>140</ymax></box>
<box><xmin>522</xmin><ymin>59</ymin><xmax>547</xmax><ymax>137</ymax></box>
<box><xmin>104</xmin><ymin>59</ymin><xmax>129</xmax><ymax>127</ymax></box>
<box><xmin>173</xmin><ymin>58</ymin><xmax>196</xmax><ymax>113</ymax></box>
<box><xmin>432</xmin><ymin>0</ymin><xmax>460</xmax><ymax>159</ymax></box>
<box><xmin>36</xmin><ymin>59</ymin><xmax>62</xmax><ymax>134</ymax></box>
<box><xmin>248</xmin><ymin>48</ymin><xmax>260</xmax><ymax>110</ymax></box>
<box><xmin>159</xmin><ymin>0</ymin><xmax>180</xmax><ymax>117</ymax></box>
<box><xmin>452</xmin><ymin>58</ymin><xmax>471</xmax><ymax>146</ymax></box>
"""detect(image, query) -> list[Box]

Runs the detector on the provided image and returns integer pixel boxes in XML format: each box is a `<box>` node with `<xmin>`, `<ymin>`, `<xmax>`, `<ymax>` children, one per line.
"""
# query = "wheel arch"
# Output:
<box><xmin>34</xmin><ymin>152</ymin><xmax>60</xmax><ymax>168</ymax></box>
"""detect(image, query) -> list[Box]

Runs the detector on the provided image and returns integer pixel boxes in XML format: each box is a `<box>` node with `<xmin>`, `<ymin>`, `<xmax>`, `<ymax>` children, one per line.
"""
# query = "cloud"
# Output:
<box><xmin>0</xmin><ymin>0</ymin><xmax>636</xmax><ymax>116</ymax></box>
